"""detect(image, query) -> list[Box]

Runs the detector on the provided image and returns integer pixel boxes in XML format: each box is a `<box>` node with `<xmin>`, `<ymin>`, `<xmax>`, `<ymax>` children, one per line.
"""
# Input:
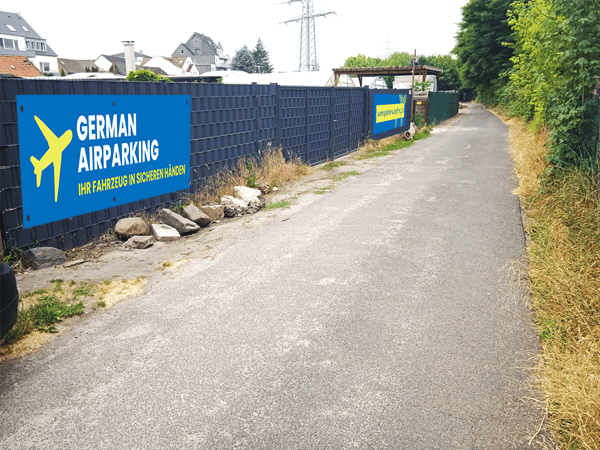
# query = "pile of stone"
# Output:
<box><xmin>221</xmin><ymin>186</ymin><xmax>265</xmax><ymax>217</ymax></box>
<box><xmin>114</xmin><ymin>204</ymin><xmax>221</xmax><ymax>246</ymax></box>
<box><xmin>114</xmin><ymin>186</ymin><xmax>266</xmax><ymax>246</ymax></box>
<box><xmin>19</xmin><ymin>186</ymin><xmax>269</xmax><ymax>269</ymax></box>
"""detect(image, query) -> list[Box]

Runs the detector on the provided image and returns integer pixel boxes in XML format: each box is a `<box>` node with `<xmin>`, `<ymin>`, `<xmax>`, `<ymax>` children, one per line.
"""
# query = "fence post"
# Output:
<box><xmin>0</xmin><ymin>211</ymin><xmax>5</xmax><ymax>260</ymax></box>
<box><xmin>362</xmin><ymin>87</ymin><xmax>369</xmax><ymax>142</ymax></box>
<box><xmin>305</xmin><ymin>87</ymin><xmax>310</xmax><ymax>163</ymax></box>
<box><xmin>329</xmin><ymin>87</ymin><xmax>335</xmax><ymax>161</ymax></box>
<box><xmin>252</xmin><ymin>82</ymin><xmax>258</xmax><ymax>154</ymax></box>
<box><xmin>273</xmin><ymin>83</ymin><xmax>281</xmax><ymax>149</ymax></box>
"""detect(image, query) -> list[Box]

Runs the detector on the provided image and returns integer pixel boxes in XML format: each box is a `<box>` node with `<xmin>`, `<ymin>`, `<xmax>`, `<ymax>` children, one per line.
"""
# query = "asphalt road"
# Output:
<box><xmin>0</xmin><ymin>104</ymin><xmax>549</xmax><ymax>449</ymax></box>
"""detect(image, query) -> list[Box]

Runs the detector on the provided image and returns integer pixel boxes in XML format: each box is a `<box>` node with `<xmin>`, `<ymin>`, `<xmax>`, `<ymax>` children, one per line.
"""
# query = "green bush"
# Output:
<box><xmin>413</xmin><ymin>111</ymin><xmax>425</xmax><ymax>128</ymax></box>
<box><xmin>126</xmin><ymin>69</ymin><xmax>172</xmax><ymax>83</ymax></box>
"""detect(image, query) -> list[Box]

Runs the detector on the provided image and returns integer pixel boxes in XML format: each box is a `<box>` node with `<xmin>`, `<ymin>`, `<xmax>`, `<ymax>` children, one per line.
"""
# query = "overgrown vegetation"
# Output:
<box><xmin>456</xmin><ymin>0</ymin><xmax>600</xmax><ymax>168</ymax></box>
<box><xmin>192</xmin><ymin>146</ymin><xmax>311</xmax><ymax>206</ymax></box>
<box><xmin>126</xmin><ymin>69</ymin><xmax>172</xmax><ymax>83</ymax></box>
<box><xmin>506</xmin><ymin>116</ymin><xmax>600</xmax><ymax>449</ymax></box>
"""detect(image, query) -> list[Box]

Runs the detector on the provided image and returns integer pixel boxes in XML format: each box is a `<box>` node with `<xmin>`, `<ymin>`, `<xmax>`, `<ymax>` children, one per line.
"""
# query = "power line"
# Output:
<box><xmin>282</xmin><ymin>0</ymin><xmax>335</xmax><ymax>72</ymax></box>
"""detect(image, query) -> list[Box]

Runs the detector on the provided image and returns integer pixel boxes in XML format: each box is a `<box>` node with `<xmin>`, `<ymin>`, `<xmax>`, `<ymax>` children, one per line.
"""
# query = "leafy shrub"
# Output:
<box><xmin>413</xmin><ymin>111</ymin><xmax>425</xmax><ymax>128</ymax></box>
<box><xmin>126</xmin><ymin>69</ymin><xmax>172</xmax><ymax>83</ymax></box>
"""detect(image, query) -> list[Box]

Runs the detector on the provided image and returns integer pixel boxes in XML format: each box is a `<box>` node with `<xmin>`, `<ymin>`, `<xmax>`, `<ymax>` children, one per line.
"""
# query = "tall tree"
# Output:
<box><xmin>418</xmin><ymin>54</ymin><xmax>461</xmax><ymax>91</ymax></box>
<box><xmin>231</xmin><ymin>45</ymin><xmax>256</xmax><ymax>73</ymax></box>
<box><xmin>453</xmin><ymin>0</ymin><xmax>514</xmax><ymax>103</ymax></box>
<box><xmin>343</xmin><ymin>54</ymin><xmax>381</xmax><ymax>68</ymax></box>
<box><xmin>253</xmin><ymin>39</ymin><xmax>274</xmax><ymax>73</ymax></box>
<box><xmin>505</xmin><ymin>0</ymin><xmax>600</xmax><ymax>166</ymax></box>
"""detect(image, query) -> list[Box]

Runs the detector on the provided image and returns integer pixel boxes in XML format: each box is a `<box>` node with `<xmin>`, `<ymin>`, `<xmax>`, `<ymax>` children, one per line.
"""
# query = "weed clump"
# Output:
<box><xmin>192</xmin><ymin>146</ymin><xmax>311</xmax><ymax>206</ymax></box>
<box><xmin>1</xmin><ymin>294</ymin><xmax>83</xmax><ymax>346</ymax></box>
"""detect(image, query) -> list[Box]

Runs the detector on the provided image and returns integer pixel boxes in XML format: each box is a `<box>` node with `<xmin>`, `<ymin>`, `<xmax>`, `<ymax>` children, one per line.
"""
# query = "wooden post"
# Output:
<box><xmin>411</xmin><ymin>49</ymin><xmax>416</xmax><ymax>123</ymax></box>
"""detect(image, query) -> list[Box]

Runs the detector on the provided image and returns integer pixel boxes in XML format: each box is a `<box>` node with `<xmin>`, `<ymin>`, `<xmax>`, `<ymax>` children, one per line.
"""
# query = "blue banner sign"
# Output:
<box><xmin>373</xmin><ymin>93</ymin><xmax>409</xmax><ymax>137</ymax></box>
<box><xmin>17</xmin><ymin>95</ymin><xmax>191</xmax><ymax>228</ymax></box>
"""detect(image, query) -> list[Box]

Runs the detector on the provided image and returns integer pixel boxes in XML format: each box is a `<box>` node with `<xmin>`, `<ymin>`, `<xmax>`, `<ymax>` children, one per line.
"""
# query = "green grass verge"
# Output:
<box><xmin>333</xmin><ymin>171</ymin><xmax>359</xmax><ymax>182</ymax></box>
<box><xmin>322</xmin><ymin>161</ymin><xmax>347</xmax><ymax>171</ymax></box>
<box><xmin>359</xmin><ymin>130</ymin><xmax>431</xmax><ymax>160</ymax></box>
<box><xmin>266</xmin><ymin>200</ymin><xmax>291</xmax><ymax>209</ymax></box>
<box><xmin>315</xmin><ymin>186</ymin><xmax>332</xmax><ymax>195</ymax></box>
<box><xmin>1</xmin><ymin>294</ymin><xmax>84</xmax><ymax>346</ymax></box>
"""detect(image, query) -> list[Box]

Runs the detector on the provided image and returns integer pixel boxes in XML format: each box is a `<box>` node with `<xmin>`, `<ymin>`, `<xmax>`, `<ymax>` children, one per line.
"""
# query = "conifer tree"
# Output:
<box><xmin>231</xmin><ymin>45</ymin><xmax>256</xmax><ymax>73</ymax></box>
<box><xmin>252</xmin><ymin>39</ymin><xmax>274</xmax><ymax>74</ymax></box>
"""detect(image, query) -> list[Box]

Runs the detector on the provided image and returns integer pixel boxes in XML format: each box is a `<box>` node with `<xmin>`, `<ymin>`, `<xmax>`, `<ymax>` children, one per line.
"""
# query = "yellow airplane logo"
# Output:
<box><xmin>30</xmin><ymin>115</ymin><xmax>73</xmax><ymax>202</ymax></box>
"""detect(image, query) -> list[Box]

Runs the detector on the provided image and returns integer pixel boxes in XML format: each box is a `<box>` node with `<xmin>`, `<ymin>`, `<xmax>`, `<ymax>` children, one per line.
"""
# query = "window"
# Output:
<box><xmin>2</xmin><ymin>39</ymin><xmax>15</xmax><ymax>49</ymax></box>
<box><xmin>6</xmin><ymin>24</ymin><xmax>16</xmax><ymax>31</ymax></box>
<box><xmin>40</xmin><ymin>62</ymin><xmax>50</xmax><ymax>72</ymax></box>
<box><xmin>26</xmin><ymin>41</ymin><xmax>30</xmax><ymax>49</ymax></box>
<box><xmin>22</xmin><ymin>25</ymin><xmax>28</xmax><ymax>31</ymax></box>
<box><xmin>36</xmin><ymin>42</ymin><xmax>40</xmax><ymax>49</ymax></box>
<box><xmin>41</xmin><ymin>43</ymin><xmax>45</xmax><ymax>51</ymax></box>
<box><xmin>180</xmin><ymin>49</ymin><xmax>184</xmax><ymax>54</ymax></box>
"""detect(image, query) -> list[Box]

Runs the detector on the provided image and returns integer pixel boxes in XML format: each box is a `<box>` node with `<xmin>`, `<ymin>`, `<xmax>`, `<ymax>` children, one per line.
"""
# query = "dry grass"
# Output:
<box><xmin>507</xmin><ymin>115</ymin><xmax>600</xmax><ymax>450</ymax></box>
<box><xmin>506</xmin><ymin>117</ymin><xmax>549</xmax><ymax>198</ymax></box>
<box><xmin>192</xmin><ymin>146</ymin><xmax>311</xmax><ymax>206</ymax></box>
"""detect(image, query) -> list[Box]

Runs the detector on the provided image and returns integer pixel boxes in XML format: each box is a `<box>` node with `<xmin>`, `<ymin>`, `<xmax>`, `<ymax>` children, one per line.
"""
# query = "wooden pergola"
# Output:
<box><xmin>332</xmin><ymin>65</ymin><xmax>443</xmax><ymax>88</ymax></box>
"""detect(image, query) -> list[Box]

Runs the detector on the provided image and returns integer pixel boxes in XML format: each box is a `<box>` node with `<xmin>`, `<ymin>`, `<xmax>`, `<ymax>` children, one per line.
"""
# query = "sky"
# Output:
<box><xmin>4</xmin><ymin>0</ymin><xmax>469</xmax><ymax>72</ymax></box>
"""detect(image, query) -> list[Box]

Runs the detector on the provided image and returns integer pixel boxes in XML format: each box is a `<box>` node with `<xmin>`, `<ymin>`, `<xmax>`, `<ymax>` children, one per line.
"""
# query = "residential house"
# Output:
<box><xmin>57</xmin><ymin>58</ymin><xmax>99</xmax><ymax>76</ymax></box>
<box><xmin>0</xmin><ymin>11</ymin><xmax>59</xmax><ymax>74</ymax></box>
<box><xmin>0</xmin><ymin>55</ymin><xmax>42</xmax><ymax>77</ymax></box>
<box><xmin>95</xmin><ymin>50</ymin><xmax>150</xmax><ymax>75</ymax></box>
<box><xmin>141</xmin><ymin>56</ymin><xmax>189</xmax><ymax>77</ymax></box>
<box><xmin>171</xmin><ymin>32</ymin><xmax>230</xmax><ymax>72</ymax></box>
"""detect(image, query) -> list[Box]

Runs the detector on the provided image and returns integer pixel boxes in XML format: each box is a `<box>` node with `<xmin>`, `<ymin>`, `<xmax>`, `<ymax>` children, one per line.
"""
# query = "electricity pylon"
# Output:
<box><xmin>282</xmin><ymin>0</ymin><xmax>335</xmax><ymax>72</ymax></box>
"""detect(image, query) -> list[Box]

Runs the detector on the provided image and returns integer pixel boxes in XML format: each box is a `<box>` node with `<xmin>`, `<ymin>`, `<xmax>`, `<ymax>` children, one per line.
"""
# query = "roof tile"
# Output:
<box><xmin>0</xmin><ymin>55</ymin><xmax>42</xmax><ymax>77</ymax></box>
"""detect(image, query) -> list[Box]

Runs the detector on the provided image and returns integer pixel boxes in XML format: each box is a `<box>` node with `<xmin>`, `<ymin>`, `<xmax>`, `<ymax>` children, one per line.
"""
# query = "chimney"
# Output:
<box><xmin>122</xmin><ymin>41</ymin><xmax>135</xmax><ymax>74</ymax></box>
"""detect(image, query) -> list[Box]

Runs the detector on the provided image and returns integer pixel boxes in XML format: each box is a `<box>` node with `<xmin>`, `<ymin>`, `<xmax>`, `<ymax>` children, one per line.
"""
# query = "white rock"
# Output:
<box><xmin>151</xmin><ymin>224</ymin><xmax>180</xmax><ymax>242</ymax></box>
<box><xmin>125</xmin><ymin>236</ymin><xmax>154</xmax><ymax>249</ymax></box>
<box><xmin>234</xmin><ymin>186</ymin><xmax>262</xmax><ymax>203</ymax></box>
<box><xmin>221</xmin><ymin>196</ymin><xmax>247</xmax><ymax>208</ymax></box>
<box><xmin>221</xmin><ymin>195</ymin><xmax>247</xmax><ymax>218</ymax></box>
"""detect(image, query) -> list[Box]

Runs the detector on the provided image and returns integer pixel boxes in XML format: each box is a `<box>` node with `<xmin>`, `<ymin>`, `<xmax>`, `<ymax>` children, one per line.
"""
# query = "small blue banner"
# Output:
<box><xmin>17</xmin><ymin>95</ymin><xmax>191</xmax><ymax>228</ymax></box>
<box><xmin>373</xmin><ymin>92</ymin><xmax>410</xmax><ymax>137</ymax></box>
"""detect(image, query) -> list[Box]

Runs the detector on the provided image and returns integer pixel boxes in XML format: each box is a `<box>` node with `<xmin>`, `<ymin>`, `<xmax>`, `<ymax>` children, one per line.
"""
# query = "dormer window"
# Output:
<box><xmin>6</xmin><ymin>24</ymin><xmax>16</xmax><ymax>31</ymax></box>
<box><xmin>0</xmin><ymin>38</ymin><xmax>17</xmax><ymax>49</ymax></box>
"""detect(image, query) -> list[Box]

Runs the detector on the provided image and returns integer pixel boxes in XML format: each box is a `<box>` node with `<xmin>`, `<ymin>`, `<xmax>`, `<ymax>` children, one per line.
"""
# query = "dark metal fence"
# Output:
<box><xmin>428</xmin><ymin>91</ymin><xmax>459</xmax><ymax>125</ymax></box>
<box><xmin>0</xmin><ymin>79</ymin><xmax>409</xmax><ymax>252</ymax></box>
